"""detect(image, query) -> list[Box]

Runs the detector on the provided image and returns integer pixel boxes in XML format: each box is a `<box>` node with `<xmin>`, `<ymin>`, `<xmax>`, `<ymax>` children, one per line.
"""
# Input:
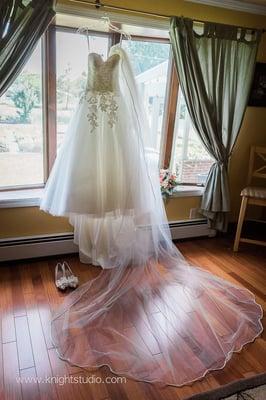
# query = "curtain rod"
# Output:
<box><xmin>69</xmin><ymin>0</ymin><xmax>266</xmax><ymax>33</ymax></box>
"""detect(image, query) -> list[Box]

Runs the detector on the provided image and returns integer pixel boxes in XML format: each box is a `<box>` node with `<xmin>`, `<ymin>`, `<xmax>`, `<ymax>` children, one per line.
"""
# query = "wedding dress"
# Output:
<box><xmin>40</xmin><ymin>44</ymin><xmax>263</xmax><ymax>387</ymax></box>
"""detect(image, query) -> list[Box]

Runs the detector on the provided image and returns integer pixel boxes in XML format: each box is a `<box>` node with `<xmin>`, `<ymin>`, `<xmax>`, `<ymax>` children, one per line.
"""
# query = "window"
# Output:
<box><xmin>56</xmin><ymin>29</ymin><xmax>109</xmax><ymax>149</ymax></box>
<box><xmin>0</xmin><ymin>42</ymin><xmax>44</xmax><ymax>188</ymax></box>
<box><xmin>122</xmin><ymin>39</ymin><xmax>170</xmax><ymax>154</ymax></box>
<box><xmin>170</xmin><ymin>90</ymin><xmax>214</xmax><ymax>185</ymax></box>
<box><xmin>0</xmin><ymin>15</ymin><xmax>213</xmax><ymax>195</ymax></box>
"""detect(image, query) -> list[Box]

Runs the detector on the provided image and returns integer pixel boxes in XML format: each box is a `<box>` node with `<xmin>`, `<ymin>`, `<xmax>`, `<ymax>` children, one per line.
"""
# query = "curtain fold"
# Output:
<box><xmin>0</xmin><ymin>0</ymin><xmax>56</xmax><ymax>97</ymax></box>
<box><xmin>169</xmin><ymin>17</ymin><xmax>261</xmax><ymax>231</ymax></box>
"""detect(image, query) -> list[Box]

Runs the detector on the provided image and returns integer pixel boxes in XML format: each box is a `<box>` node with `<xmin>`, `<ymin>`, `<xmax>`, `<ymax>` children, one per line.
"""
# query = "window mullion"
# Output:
<box><xmin>110</xmin><ymin>29</ymin><xmax>122</xmax><ymax>47</ymax></box>
<box><xmin>44</xmin><ymin>22</ymin><xmax>57</xmax><ymax>179</ymax></box>
<box><xmin>162</xmin><ymin>57</ymin><xmax>179</xmax><ymax>169</ymax></box>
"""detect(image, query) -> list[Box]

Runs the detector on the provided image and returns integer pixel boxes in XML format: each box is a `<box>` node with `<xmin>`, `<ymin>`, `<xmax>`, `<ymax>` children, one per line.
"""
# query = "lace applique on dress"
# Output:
<box><xmin>80</xmin><ymin>53</ymin><xmax>120</xmax><ymax>133</ymax></box>
<box><xmin>84</xmin><ymin>92</ymin><xmax>118</xmax><ymax>133</ymax></box>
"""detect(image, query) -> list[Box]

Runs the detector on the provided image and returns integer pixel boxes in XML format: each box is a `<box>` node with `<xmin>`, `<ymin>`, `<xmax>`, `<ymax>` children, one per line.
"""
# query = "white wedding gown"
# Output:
<box><xmin>40</xmin><ymin>45</ymin><xmax>263</xmax><ymax>386</ymax></box>
<box><xmin>41</xmin><ymin>46</ymin><xmax>162</xmax><ymax>267</ymax></box>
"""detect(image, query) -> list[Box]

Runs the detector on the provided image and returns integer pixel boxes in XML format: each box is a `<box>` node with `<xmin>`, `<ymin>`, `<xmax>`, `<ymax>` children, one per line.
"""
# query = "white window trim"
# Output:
<box><xmin>171</xmin><ymin>185</ymin><xmax>204</xmax><ymax>197</ymax></box>
<box><xmin>0</xmin><ymin>186</ymin><xmax>204</xmax><ymax>209</ymax></box>
<box><xmin>0</xmin><ymin>189</ymin><xmax>43</xmax><ymax>208</ymax></box>
<box><xmin>56</xmin><ymin>4</ymin><xmax>170</xmax><ymax>31</ymax></box>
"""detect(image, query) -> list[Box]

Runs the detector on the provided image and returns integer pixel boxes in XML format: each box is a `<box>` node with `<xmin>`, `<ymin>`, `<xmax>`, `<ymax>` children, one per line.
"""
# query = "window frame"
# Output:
<box><xmin>1</xmin><ymin>17</ymin><xmax>209</xmax><ymax>194</ymax></box>
<box><xmin>120</xmin><ymin>34</ymin><xmax>172</xmax><ymax>164</ymax></box>
<box><xmin>162</xmin><ymin>59</ymin><xmax>179</xmax><ymax>169</ymax></box>
<box><xmin>46</xmin><ymin>24</ymin><xmax>112</xmax><ymax>176</ymax></box>
<box><xmin>169</xmin><ymin>87</ymin><xmax>214</xmax><ymax>187</ymax></box>
<box><xmin>44</xmin><ymin>23</ymin><xmax>57</xmax><ymax>179</ymax></box>
<box><xmin>0</xmin><ymin>35</ymin><xmax>46</xmax><ymax>192</ymax></box>
<box><xmin>51</xmin><ymin>24</ymin><xmax>173</xmax><ymax>173</ymax></box>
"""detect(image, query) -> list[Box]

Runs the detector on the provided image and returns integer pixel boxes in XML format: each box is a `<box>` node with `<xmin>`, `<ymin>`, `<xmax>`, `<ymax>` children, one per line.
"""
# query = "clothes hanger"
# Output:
<box><xmin>76</xmin><ymin>26</ymin><xmax>91</xmax><ymax>52</ymax></box>
<box><xmin>77</xmin><ymin>17</ymin><xmax>131</xmax><ymax>54</ymax></box>
<box><xmin>101</xmin><ymin>15</ymin><xmax>131</xmax><ymax>44</ymax></box>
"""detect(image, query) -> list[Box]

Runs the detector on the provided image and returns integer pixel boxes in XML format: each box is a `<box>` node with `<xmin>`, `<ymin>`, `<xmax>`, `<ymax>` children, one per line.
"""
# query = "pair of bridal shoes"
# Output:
<box><xmin>55</xmin><ymin>262</ymin><xmax>79</xmax><ymax>290</ymax></box>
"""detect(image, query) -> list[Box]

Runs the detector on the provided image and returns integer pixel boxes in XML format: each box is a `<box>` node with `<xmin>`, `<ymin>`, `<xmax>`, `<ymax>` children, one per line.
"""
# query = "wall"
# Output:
<box><xmin>0</xmin><ymin>196</ymin><xmax>201</xmax><ymax>239</ymax></box>
<box><xmin>1</xmin><ymin>0</ymin><xmax>266</xmax><ymax>239</ymax></box>
<box><xmin>230</xmin><ymin>107</ymin><xmax>266</xmax><ymax>221</ymax></box>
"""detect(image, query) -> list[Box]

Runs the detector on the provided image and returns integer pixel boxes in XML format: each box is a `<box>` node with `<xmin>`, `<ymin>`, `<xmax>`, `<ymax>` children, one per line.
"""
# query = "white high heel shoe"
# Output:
<box><xmin>55</xmin><ymin>263</ymin><xmax>68</xmax><ymax>290</ymax></box>
<box><xmin>63</xmin><ymin>262</ymin><xmax>79</xmax><ymax>289</ymax></box>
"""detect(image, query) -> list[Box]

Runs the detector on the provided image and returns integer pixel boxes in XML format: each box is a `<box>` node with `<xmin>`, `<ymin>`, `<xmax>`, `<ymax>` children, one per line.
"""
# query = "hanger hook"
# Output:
<box><xmin>95</xmin><ymin>0</ymin><xmax>102</xmax><ymax>9</ymax></box>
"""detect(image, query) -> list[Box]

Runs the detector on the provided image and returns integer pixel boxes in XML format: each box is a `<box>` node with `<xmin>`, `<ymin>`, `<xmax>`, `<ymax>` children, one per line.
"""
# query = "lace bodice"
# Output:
<box><xmin>86</xmin><ymin>53</ymin><xmax>120</xmax><ymax>93</ymax></box>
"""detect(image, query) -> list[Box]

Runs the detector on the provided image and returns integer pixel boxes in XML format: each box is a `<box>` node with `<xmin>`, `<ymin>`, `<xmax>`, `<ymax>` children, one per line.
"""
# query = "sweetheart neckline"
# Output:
<box><xmin>88</xmin><ymin>52</ymin><xmax>120</xmax><ymax>63</ymax></box>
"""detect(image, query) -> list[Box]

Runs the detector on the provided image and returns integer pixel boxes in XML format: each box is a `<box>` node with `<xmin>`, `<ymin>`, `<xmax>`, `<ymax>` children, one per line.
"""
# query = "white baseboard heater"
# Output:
<box><xmin>0</xmin><ymin>219</ymin><xmax>215</xmax><ymax>262</ymax></box>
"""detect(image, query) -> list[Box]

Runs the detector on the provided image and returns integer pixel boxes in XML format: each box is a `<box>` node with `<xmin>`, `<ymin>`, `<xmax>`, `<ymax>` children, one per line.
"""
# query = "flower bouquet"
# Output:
<box><xmin>160</xmin><ymin>169</ymin><xmax>178</xmax><ymax>199</ymax></box>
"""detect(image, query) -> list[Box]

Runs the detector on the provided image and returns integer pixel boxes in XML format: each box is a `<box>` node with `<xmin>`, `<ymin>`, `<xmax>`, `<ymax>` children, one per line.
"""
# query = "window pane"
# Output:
<box><xmin>122</xmin><ymin>40</ymin><xmax>170</xmax><ymax>154</ymax></box>
<box><xmin>0</xmin><ymin>43</ymin><xmax>44</xmax><ymax>188</ymax></box>
<box><xmin>171</xmin><ymin>90</ymin><xmax>214</xmax><ymax>185</ymax></box>
<box><xmin>56</xmin><ymin>30</ymin><xmax>109</xmax><ymax>150</ymax></box>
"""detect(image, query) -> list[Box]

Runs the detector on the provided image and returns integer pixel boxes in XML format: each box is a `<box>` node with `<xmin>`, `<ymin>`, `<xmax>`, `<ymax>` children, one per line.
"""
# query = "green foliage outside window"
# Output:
<box><xmin>8</xmin><ymin>74</ymin><xmax>41</xmax><ymax>123</ymax></box>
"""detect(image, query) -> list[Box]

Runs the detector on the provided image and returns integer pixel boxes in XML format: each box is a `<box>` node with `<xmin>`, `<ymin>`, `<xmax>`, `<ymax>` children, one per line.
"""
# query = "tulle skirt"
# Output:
<box><xmin>51</xmin><ymin>254</ymin><xmax>263</xmax><ymax>387</ymax></box>
<box><xmin>41</xmin><ymin>91</ymin><xmax>162</xmax><ymax>266</ymax></box>
<box><xmin>41</xmin><ymin>94</ymin><xmax>148</xmax><ymax>216</ymax></box>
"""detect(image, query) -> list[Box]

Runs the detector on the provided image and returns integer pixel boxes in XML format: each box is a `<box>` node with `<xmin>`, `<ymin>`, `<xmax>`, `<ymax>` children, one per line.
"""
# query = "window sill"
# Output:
<box><xmin>170</xmin><ymin>185</ymin><xmax>204</xmax><ymax>198</ymax></box>
<box><xmin>0</xmin><ymin>185</ymin><xmax>204</xmax><ymax>209</ymax></box>
<box><xmin>0</xmin><ymin>188</ymin><xmax>43</xmax><ymax>208</ymax></box>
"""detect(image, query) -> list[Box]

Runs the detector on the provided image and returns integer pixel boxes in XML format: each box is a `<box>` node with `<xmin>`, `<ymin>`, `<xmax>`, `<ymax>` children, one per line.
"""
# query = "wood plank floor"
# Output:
<box><xmin>0</xmin><ymin>237</ymin><xmax>265</xmax><ymax>400</ymax></box>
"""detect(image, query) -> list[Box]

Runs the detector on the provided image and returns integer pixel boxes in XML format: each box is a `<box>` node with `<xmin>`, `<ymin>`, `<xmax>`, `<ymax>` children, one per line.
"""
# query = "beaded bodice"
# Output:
<box><xmin>86</xmin><ymin>53</ymin><xmax>120</xmax><ymax>93</ymax></box>
<box><xmin>80</xmin><ymin>52</ymin><xmax>121</xmax><ymax>133</ymax></box>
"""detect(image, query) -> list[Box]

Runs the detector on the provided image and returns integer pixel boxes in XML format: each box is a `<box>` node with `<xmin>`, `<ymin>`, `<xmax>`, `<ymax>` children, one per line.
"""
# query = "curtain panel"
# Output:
<box><xmin>0</xmin><ymin>0</ymin><xmax>56</xmax><ymax>97</ymax></box>
<box><xmin>169</xmin><ymin>17</ymin><xmax>261</xmax><ymax>231</ymax></box>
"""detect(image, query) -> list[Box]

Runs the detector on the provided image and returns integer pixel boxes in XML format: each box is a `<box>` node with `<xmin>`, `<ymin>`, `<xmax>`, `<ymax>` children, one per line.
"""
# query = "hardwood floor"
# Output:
<box><xmin>0</xmin><ymin>237</ymin><xmax>265</xmax><ymax>400</ymax></box>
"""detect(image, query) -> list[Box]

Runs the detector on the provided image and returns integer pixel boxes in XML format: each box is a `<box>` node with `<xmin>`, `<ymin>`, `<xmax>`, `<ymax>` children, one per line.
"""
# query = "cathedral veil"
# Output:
<box><xmin>47</xmin><ymin>46</ymin><xmax>263</xmax><ymax>387</ymax></box>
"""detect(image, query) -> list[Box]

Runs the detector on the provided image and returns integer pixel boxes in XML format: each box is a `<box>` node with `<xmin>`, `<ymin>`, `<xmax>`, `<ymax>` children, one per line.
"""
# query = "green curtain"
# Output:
<box><xmin>0</xmin><ymin>0</ymin><xmax>56</xmax><ymax>97</ymax></box>
<box><xmin>169</xmin><ymin>17</ymin><xmax>261</xmax><ymax>231</ymax></box>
